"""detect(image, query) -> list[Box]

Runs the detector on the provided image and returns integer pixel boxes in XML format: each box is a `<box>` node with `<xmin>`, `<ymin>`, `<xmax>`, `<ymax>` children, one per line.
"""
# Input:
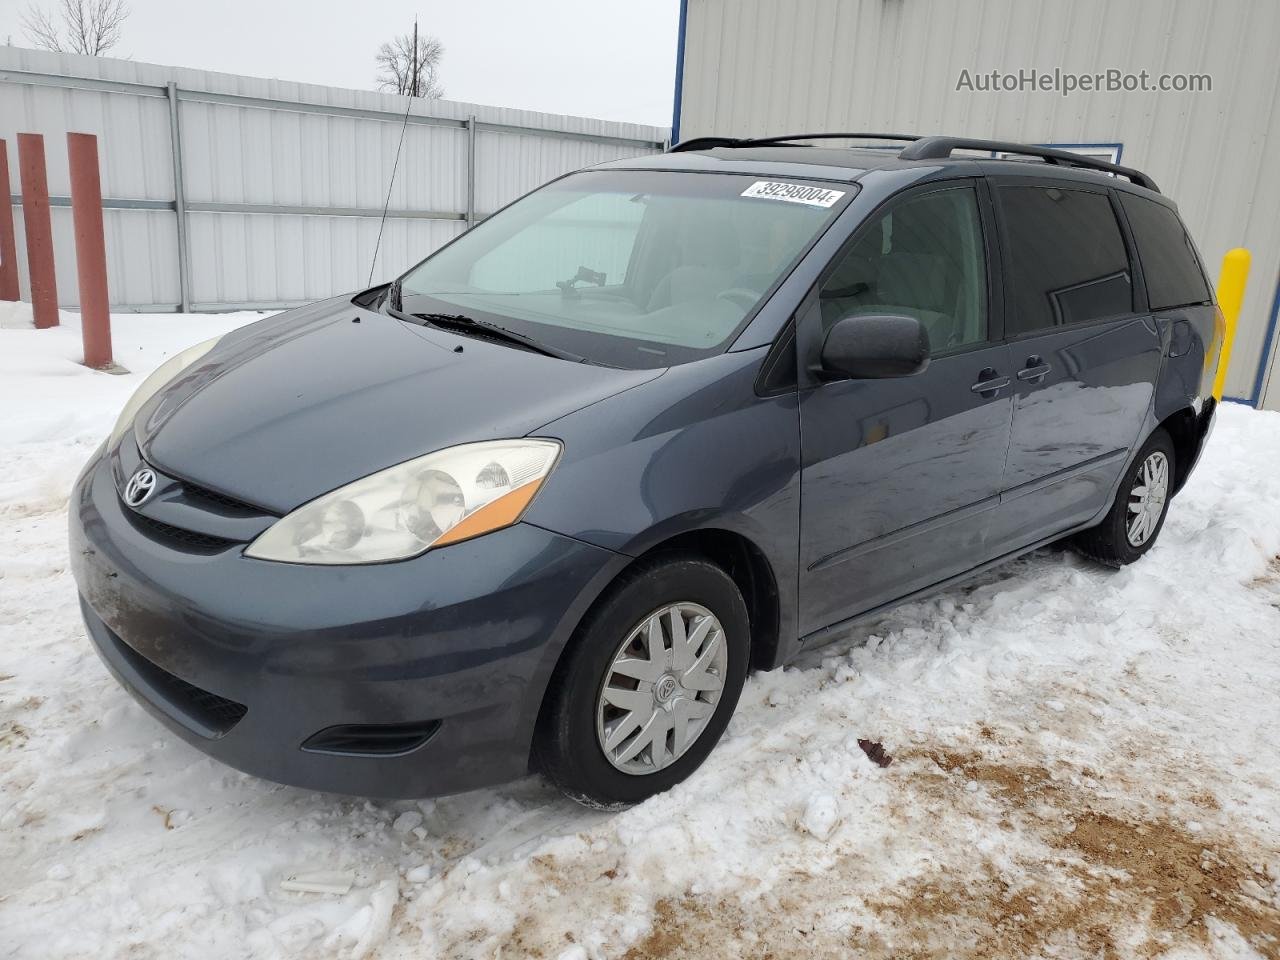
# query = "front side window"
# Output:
<box><xmin>399</xmin><ymin>170</ymin><xmax>853</xmax><ymax>368</ymax></box>
<box><xmin>818</xmin><ymin>185</ymin><xmax>988</xmax><ymax>352</ymax></box>
<box><xmin>997</xmin><ymin>185</ymin><xmax>1134</xmax><ymax>335</ymax></box>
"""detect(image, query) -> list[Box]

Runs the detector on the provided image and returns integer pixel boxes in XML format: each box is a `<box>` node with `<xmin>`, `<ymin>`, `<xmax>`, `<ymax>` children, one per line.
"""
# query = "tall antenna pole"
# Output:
<box><xmin>367</xmin><ymin>16</ymin><xmax>417</xmax><ymax>285</ymax></box>
<box><xmin>411</xmin><ymin>18</ymin><xmax>419</xmax><ymax>98</ymax></box>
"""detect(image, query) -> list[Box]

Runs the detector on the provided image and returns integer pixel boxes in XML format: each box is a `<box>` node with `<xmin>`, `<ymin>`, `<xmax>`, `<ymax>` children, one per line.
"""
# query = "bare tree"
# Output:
<box><xmin>22</xmin><ymin>0</ymin><xmax>128</xmax><ymax>56</ymax></box>
<box><xmin>375</xmin><ymin>22</ymin><xmax>444</xmax><ymax>99</ymax></box>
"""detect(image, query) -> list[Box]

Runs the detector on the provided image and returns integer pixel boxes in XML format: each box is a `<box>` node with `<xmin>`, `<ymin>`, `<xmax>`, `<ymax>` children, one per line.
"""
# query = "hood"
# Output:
<box><xmin>137</xmin><ymin>298</ymin><xmax>662</xmax><ymax>513</ymax></box>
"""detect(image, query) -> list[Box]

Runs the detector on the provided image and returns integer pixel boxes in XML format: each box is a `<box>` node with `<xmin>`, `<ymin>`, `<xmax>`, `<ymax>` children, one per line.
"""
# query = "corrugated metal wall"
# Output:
<box><xmin>675</xmin><ymin>0</ymin><xmax>1280</xmax><ymax>408</ymax></box>
<box><xmin>1</xmin><ymin>46</ymin><xmax>667</xmax><ymax>312</ymax></box>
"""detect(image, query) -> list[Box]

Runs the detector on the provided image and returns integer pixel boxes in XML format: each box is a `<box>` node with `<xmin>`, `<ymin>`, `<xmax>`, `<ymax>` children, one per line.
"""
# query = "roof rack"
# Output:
<box><xmin>899</xmin><ymin>136</ymin><xmax>1159</xmax><ymax>192</ymax></box>
<box><xmin>667</xmin><ymin>132</ymin><xmax>1160</xmax><ymax>193</ymax></box>
<box><xmin>667</xmin><ymin>132</ymin><xmax>922</xmax><ymax>153</ymax></box>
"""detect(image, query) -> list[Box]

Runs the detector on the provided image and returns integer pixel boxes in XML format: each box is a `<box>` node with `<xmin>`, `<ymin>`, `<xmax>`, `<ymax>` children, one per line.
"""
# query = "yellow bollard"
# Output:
<box><xmin>1213</xmin><ymin>247</ymin><xmax>1251</xmax><ymax>401</ymax></box>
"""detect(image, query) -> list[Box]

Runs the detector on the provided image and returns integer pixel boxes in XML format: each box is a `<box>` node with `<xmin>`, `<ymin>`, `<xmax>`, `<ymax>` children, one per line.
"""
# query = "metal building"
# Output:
<box><xmin>1</xmin><ymin>46</ymin><xmax>666</xmax><ymax>313</ymax></box>
<box><xmin>671</xmin><ymin>0</ymin><xmax>1280</xmax><ymax>408</ymax></box>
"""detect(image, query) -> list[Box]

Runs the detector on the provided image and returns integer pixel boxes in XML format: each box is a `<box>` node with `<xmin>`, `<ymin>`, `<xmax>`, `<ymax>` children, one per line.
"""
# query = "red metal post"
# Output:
<box><xmin>17</xmin><ymin>133</ymin><xmax>58</xmax><ymax>328</ymax></box>
<box><xmin>0</xmin><ymin>141</ymin><xmax>20</xmax><ymax>301</ymax></box>
<box><xmin>67</xmin><ymin>133</ymin><xmax>112</xmax><ymax>368</ymax></box>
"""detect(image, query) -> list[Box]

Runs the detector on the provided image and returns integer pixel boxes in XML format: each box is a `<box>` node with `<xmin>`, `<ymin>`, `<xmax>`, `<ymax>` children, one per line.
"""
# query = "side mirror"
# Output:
<box><xmin>819</xmin><ymin>313</ymin><xmax>930</xmax><ymax>379</ymax></box>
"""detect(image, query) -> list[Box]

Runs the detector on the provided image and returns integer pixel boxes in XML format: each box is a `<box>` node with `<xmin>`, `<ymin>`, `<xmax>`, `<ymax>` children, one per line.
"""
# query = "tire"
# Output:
<box><xmin>1072</xmin><ymin>427</ymin><xmax>1175</xmax><ymax>567</ymax></box>
<box><xmin>534</xmin><ymin>555</ymin><xmax>750</xmax><ymax>808</ymax></box>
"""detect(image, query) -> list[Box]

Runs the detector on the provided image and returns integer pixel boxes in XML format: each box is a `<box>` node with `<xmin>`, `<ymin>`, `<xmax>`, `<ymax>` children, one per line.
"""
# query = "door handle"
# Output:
<box><xmin>1016</xmin><ymin>356</ymin><xmax>1052</xmax><ymax>383</ymax></box>
<box><xmin>970</xmin><ymin>368</ymin><xmax>1010</xmax><ymax>397</ymax></box>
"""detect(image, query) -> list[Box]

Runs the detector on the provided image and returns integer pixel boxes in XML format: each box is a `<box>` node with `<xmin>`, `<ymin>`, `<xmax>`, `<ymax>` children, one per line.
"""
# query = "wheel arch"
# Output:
<box><xmin>1154</xmin><ymin>403</ymin><xmax>1208</xmax><ymax>495</ymax></box>
<box><xmin>625</xmin><ymin>527</ymin><xmax>783</xmax><ymax>673</ymax></box>
<box><xmin>525</xmin><ymin>524</ymin><xmax>783</xmax><ymax>775</ymax></box>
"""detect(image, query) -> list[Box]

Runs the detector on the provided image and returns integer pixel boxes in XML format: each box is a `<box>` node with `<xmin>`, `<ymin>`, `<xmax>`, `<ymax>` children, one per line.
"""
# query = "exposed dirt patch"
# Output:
<box><xmin>869</xmin><ymin>810</ymin><xmax>1280</xmax><ymax>959</ymax></box>
<box><xmin>490</xmin><ymin>853</ymin><xmax>630</xmax><ymax>960</ymax></box>
<box><xmin>495</xmin><ymin>921</ymin><xmax>551</xmax><ymax>960</ymax></box>
<box><xmin>921</xmin><ymin>749</ymin><xmax>1059</xmax><ymax>802</ymax></box>
<box><xmin>0</xmin><ymin>720</ymin><xmax>30</xmax><ymax>749</ymax></box>
<box><xmin>596</xmin><ymin>750</ymin><xmax>1280</xmax><ymax>960</ymax></box>
<box><xmin>621</xmin><ymin>898</ymin><xmax>718</xmax><ymax>960</ymax></box>
<box><xmin>619</xmin><ymin>895</ymin><xmax>830</xmax><ymax>960</ymax></box>
<box><xmin>876</xmin><ymin>749</ymin><xmax>1280</xmax><ymax>959</ymax></box>
<box><xmin>1248</xmin><ymin>556</ymin><xmax>1280</xmax><ymax>607</ymax></box>
<box><xmin>1052</xmin><ymin>809</ymin><xmax>1280</xmax><ymax>955</ymax></box>
<box><xmin>866</xmin><ymin>870</ymin><xmax>1119</xmax><ymax>960</ymax></box>
<box><xmin>1250</xmin><ymin>555</ymin><xmax>1280</xmax><ymax>585</ymax></box>
<box><xmin>1189</xmin><ymin>789</ymin><xmax>1222</xmax><ymax>811</ymax></box>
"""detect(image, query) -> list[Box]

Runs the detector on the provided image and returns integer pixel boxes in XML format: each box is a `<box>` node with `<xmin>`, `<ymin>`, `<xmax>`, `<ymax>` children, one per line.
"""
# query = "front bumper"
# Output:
<box><xmin>70</xmin><ymin>445</ymin><xmax>627</xmax><ymax>798</ymax></box>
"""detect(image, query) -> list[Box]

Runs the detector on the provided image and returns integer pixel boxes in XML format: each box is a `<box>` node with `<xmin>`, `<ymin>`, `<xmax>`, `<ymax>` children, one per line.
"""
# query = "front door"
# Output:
<box><xmin>984</xmin><ymin>181</ymin><xmax>1162</xmax><ymax>552</ymax></box>
<box><xmin>797</xmin><ymin>182</ymin><xmax>1014</xmax><ymax>638</ymax></box>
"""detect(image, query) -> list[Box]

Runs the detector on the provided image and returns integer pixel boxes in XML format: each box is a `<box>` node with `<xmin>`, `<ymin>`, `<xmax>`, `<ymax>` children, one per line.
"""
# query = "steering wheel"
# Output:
<box><xmin>716</xmin><ymin>288</ymin><xmax>760</xmax><ymax>310</ymax></box>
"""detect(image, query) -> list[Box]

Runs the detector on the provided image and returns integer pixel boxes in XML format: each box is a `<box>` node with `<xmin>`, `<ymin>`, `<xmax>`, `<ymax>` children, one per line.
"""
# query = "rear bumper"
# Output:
<box><xmin>70</xmin><ymin>445</ymin><xmax>627</xmax><ymax>798</ymax></box>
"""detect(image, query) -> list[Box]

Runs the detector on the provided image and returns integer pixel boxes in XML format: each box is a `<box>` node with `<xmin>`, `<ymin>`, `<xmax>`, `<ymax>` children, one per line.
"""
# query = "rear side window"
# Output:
<box><xmin>997</xmin><ymin>186</ymin><xmax>1134</xmax><ymax>336</ymax></box>
<box><xmin>1118</xmin><ymin>194</ymin><xmax>1213</xmax><ymax>310</ymax></box>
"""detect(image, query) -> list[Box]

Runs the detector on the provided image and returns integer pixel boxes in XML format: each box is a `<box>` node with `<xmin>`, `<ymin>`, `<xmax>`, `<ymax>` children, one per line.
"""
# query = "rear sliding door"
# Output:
<box><xmin>985</xmin><ymin>180</ymin><xmax>1162</xmax><ymax>553</ymax></box>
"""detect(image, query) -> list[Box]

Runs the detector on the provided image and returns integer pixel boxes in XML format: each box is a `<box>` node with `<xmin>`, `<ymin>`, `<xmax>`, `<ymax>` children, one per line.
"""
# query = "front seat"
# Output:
<box><xmin>647</xmin><ymin>218</ymin><xmax>740</xmax><ymax>312</ymax></box>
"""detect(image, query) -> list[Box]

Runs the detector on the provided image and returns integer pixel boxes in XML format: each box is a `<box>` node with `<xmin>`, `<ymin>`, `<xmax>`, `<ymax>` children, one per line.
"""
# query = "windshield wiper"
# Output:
<box><xmin>390</xmin><ymin>306</ymin><xmax>587</xmax><ymax>363</ymax></box>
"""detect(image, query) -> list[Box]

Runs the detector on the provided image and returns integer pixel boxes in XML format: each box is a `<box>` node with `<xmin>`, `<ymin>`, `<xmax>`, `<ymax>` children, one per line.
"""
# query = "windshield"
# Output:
<box><xmin>398</xmin><ymin>169</ymin><xmax>854</xmax><ymax>368</ymax></box>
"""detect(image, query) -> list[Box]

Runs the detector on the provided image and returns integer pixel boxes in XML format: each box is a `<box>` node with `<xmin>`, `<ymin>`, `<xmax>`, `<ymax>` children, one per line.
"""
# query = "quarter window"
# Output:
<box><xmin>997</xmin><ymin>186</ymin><xmax>1134</xmax><ymax>335</ymax></box>
<box><xmin>1118</xmin><ymin>194</ymin><xmax>1213</xmax><ymax>310</ymax></box>
<box><xmin>819</xmin><ymin>186</ymin><xmax>988</xmax><ymax>351</ymax></box>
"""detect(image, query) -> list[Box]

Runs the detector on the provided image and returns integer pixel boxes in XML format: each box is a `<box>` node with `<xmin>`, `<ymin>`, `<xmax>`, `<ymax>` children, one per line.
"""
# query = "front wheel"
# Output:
<box><xmin>1072</xmin><ymin>428</ymin><xmax>1175</xmax><ymax>567</ymax></box>
<box><xmin>534</xmin><ymin>556</ymin><xmax>750</xmax><ymax>808</ymax></box>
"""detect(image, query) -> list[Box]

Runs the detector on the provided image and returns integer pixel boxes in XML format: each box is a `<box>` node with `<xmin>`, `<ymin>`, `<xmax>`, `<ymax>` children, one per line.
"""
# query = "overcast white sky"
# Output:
<box><xmin>1</xmin><ymin>0</ymin><xmax>681</xmax><ymax>128</ymax></box>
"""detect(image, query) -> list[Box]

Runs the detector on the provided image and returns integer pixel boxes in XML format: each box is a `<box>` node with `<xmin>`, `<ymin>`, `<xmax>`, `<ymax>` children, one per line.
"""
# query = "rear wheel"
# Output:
<box><xmin>534</xmin><ymin>556</ymin><xmax>749</xmax><ymax>808</ymax></box>
<box><xmin>1072</xmin><ymin>428</ymin><xmax>1175</xmax><ymax>567</ymax></box>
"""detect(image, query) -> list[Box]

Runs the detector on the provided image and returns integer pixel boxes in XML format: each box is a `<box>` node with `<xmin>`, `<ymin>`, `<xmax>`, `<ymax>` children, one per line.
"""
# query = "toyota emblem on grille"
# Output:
<box><xmin>124</xmin><ymin>468</ymin><xmax>157</xmax><ymax>508</ymax></box>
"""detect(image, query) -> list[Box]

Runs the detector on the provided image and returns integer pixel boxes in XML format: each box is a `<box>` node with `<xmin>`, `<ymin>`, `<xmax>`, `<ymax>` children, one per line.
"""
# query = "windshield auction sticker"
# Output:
<box><xmin>740</xmin><ymin>181</ymin><xmax>846</xmax><ymax>207</ymax></box>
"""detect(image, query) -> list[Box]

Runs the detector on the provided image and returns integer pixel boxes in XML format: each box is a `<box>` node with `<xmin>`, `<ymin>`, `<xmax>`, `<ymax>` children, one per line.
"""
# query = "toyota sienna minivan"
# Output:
<box><xmin>71</xmin><ymin>134</ymin><xmax>1222</xmax><ymax>807</ymax></box>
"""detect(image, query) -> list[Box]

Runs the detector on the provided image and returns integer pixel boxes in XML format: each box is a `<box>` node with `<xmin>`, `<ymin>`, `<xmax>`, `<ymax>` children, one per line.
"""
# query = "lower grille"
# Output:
<box><xmin>100</xmin><ymin>620</ymin><xmax>248</xmax><ymax>738</ymax></box>
<box><xmin>173</xmin><ymin>679</ymin><xmax>250</xmax><ymax>729</ymax></box>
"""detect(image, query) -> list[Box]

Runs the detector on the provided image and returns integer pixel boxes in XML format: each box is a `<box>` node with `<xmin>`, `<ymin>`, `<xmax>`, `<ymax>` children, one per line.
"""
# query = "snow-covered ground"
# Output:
<box><xmin>2</xmin><ymin>304</ymin><xmax>1279</xmax><ymax>960</ymax></box>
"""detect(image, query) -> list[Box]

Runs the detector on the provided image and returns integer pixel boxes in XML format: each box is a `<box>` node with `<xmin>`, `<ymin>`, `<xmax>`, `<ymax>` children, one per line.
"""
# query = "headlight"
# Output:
<box><xmin>245</xmin><ymin>439</ymin><xmax>562</xmax><ymax>564</ymax></box>
<box><xmin>108</xmin><ymin>336</ymin><xmax>222</xmax><ymax>448</ymax></box>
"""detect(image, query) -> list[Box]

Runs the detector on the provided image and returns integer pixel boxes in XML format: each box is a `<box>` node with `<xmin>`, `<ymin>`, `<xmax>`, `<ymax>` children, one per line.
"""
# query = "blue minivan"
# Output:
<box><xmin>71</xmin><ymin>135</ymin><xmax>1222</xmax><ymax>807</ymax></box>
